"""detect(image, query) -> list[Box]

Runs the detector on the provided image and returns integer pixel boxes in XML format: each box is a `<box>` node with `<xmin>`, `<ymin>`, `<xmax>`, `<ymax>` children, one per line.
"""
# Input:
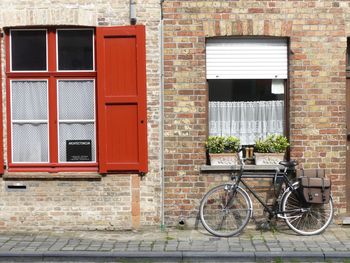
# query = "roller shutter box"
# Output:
<box><xmin>206</xmin><ymin>38</ymin><xmax>287</xmax><ymax>79</ymax></box>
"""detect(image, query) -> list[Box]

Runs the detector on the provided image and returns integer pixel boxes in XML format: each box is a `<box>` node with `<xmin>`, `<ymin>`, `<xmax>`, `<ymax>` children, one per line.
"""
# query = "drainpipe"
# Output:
<box><xmin>160</xmin><ymin>0</ymin><xmax>165</xmax><ymax>231</ymax></box>
<box><xmin>130</xmin><ymin>0</ymin><xmax>137</xmax><ymax>25</ymax></box>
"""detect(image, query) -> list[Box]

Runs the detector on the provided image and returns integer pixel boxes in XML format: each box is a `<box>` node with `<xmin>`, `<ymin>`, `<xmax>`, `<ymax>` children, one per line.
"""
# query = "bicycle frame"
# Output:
<box><xmin>233</xmin><ymin>165</ymin><xmax>300</xmax><ymax>219</ymax></box>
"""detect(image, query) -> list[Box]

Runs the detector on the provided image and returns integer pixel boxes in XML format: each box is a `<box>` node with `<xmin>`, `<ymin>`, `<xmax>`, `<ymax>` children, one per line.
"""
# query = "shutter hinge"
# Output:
<box><xmin>139</xmin><ymin>172</ymin><xmax>146</xmax><ymax>180</ymax></box>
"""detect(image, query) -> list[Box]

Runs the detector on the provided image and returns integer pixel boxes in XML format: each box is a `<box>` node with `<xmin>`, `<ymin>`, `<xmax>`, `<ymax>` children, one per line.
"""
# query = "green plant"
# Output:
<box><xmin>273</xmin><ymin>258</ymin><xmax>283</xmax><ymax>263</ymax></box>
<box><xmin>271</xmin><ymin>134</ymin><xmax>289</xmax><ymax>153</ymax></box>
<box><xmin>205</xmin><ymin>136</ymin><xmax>240</xmax><ymax>154</ymax></box>
<box><xmin>224</xmin><ymin>136</ymin><xmax>240</xmax><ymax>153</ymax></box>
<box><xmin>206</xmin><ymin>136</ymin><xmax>225</xmax><ymax>153</ymax></box>
<box><xmin>254</xmin><ymin>138</ymin><xmax>271</xmax><ymax>153</ymax></box>
<box><xmin>254</xmin><ymin>134</ymin><xmax>289</xmax><ymax>153</ymax></box>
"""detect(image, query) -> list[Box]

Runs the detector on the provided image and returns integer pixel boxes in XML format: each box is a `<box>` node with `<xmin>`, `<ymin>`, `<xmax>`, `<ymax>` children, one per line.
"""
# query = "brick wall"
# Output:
<box><xmin>1</xmin><ymin>0</ymin><xmax>348</xmax><ymax>231</ymax></box>
<box><xmin>0</xmin><ymin>0</ymin><xmax>162</xmax><ymax>230</ymax></box>
<box><xmin>0</xmin><ymin>176</ymin><xmax>133</xmax><ymax>230</ymax></box>
<box><xmin>163</xmin><ymin>0</ymin><xmax>349</xmax><ymax>225</ymax></box>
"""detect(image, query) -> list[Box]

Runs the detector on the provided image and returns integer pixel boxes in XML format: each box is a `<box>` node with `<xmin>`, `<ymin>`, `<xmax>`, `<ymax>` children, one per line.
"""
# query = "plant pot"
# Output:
<box><xmin>254</xmin><ymin>152</ymin><xmax>285</xmax><ymax>165</ymax></box>
<box><xmin>209</xmin><ymin>153</ymin><xmax>240</xmax><ymax>165</ymax></box>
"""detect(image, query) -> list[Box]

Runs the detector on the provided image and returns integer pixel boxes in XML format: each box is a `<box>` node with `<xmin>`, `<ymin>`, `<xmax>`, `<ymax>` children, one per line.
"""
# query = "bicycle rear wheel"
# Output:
<box><xmin>199</xmin><ymin>184</ymin><xmax>252</xmax><ymax>237</ymax></box>
<box><xmin>281</xmin><ymin>183</ymin><xmax>333</xmax><ymax>235</ymax></box>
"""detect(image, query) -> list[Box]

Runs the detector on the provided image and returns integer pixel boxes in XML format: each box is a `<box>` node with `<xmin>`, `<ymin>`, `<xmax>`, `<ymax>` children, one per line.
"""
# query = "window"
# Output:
<box><xmin>11</xmin><ymin>80</ymin><xmax>49</xmax><ymax>163</ymax></box>
<box><xmin>206</xmin><ymin>38</ymin><xmax>288</xmax><ymax>145</ymax></box>
<box><xmin>6</xmin><ymin>26</ymin><xmax>148</xmax><ymax>173</ymax></box>
<box><xmin>7</xmin><ymin>28</ymin><xmax>96</xmax><ymax>170</ymax></box>
<box><xmin>208</xmin><ymin>79</ymin><xmax>285</xmax><ymax>145</ymax></box>
<box><xmin>57</xmin><ymin>79</ymin><xmax>96</xmax><ymax>163</ymax></box>
<box><xmin>57</xmin><ymin>29</ymin><xmax>94</xmax><ymax>71</ymax></box>
<box><xmin>11</xmin><ymin>29</ymin><xmax>47</xmax><ymax>71</ymax></box>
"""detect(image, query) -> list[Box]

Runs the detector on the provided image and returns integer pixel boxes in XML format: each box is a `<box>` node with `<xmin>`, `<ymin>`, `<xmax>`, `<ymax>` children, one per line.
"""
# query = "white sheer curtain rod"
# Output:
<box><xmin>12</xmin><ymin>120</ymin><xmax>48</xmax><ymax>123</ymax></box>
<box><xmin>58</xmin><ymin>120</ymin><xmax>95</xmax><ymax>123</ymax></box>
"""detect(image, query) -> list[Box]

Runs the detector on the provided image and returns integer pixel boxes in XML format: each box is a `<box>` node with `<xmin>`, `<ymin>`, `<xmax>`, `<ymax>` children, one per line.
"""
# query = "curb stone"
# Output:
<box><xmin>0</xmin><ymin>251</ymin><xmax>350</xmax><ymax>262</ymax></box>
<box><xmin>255</xmin><ymin>251</ymin><xmax>325</xmax><ymax>261</ymax></box>
<box><xmin>323</xmin><ymin>251</ymin><xmax>350</xmax><ymax>260</ymax></box>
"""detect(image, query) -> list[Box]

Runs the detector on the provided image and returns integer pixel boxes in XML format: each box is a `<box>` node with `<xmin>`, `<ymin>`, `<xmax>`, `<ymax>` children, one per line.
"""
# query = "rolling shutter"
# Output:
<box><xmin>206</xmin><ymin>38</ymin><xmax>288</xmax><ymax>79</ymax></box>
<box><xmin>96</xmin><ymin>26</ymin><xmax>148</xmax><ymax>173</ymax></box>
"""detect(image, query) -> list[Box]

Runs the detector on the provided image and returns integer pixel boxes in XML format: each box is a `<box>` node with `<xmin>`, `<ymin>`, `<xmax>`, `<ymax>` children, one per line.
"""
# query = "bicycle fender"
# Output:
<box><xmin>279</xmin><ymin>181</ymin><xmax>299</xmax><ymax>211</ymax></box>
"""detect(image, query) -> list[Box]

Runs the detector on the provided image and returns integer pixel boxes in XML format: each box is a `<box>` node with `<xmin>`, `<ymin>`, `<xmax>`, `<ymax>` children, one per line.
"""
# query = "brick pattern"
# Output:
<box><xmin>0</xmin><ymin>0</ymin><xmax>162</xmax><ymax>230</ymax></box>
<box><xmin>132</xmin><ymin>174</ymin><xmax>141</xmax><ymax>229</ymax></box>
<box><xmin>0</xmin><ymin>176</ymin><xmax>133</xmax><ymax>230</ymax></box>
<box><xmin>163</xmin><ymin>0</ymin><xmax>349</xmax><ymax>224</ymax></box>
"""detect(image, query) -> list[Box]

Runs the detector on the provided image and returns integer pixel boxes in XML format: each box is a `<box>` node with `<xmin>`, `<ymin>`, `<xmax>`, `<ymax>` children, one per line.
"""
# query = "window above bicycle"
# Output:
<box><xmin>206</xmin><ymin>38</ymin><xmax>288</xmax><ymax>146</ymax></box>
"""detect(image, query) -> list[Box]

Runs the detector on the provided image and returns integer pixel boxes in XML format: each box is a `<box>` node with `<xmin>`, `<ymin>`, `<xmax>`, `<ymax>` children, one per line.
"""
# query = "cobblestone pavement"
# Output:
<box><xmin>0</xmin><ymin>224</ymin><xmax>350</xmax><ymax>262</ymax></box>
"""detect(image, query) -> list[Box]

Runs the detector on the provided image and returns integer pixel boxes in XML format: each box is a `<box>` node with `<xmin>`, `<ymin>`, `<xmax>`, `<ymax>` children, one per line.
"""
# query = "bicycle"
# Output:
<box><xmin>199</xmin><ymin>159</ymin><xmax>334</xmax><ymax>237</ymax></box>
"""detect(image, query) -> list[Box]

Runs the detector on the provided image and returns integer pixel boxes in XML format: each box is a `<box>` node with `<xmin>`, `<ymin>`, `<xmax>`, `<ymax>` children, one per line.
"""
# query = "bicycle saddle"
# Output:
<box><xmin>279</xmin><ymin>160</ymin><xmax>298</xmax><ymax>168</ymax></box>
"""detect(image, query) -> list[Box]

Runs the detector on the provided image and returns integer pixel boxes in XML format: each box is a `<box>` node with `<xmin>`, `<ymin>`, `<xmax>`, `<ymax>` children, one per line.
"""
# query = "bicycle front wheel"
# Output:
<box><xmin>281</xmin><ymin>183</ymin><xmax>333</xmax><ymax>235</ymax></box>
<box><xmin>199</xmin><ymin>184</ymin><xmax>252</xmax><ymax>237</ymax></box>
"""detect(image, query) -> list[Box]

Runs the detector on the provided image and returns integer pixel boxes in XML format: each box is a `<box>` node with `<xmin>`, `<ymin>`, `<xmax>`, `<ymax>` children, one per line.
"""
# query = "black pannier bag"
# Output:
<box><xmin>296</xmin><ymin>169</ymin><xmax>331</xmax><ymax>204</ymax></box>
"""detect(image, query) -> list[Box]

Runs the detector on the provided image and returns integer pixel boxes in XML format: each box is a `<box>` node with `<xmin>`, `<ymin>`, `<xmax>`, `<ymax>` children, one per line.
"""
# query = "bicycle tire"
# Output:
<box><xmin>281</xmin><ymin>182</ymin><xmax>333</xmax><ymax>235</ymax></box>
<box><xmin>199</xmin><ymin>184</ymin><xmax>252</xmax><ymax>237</ymax></box>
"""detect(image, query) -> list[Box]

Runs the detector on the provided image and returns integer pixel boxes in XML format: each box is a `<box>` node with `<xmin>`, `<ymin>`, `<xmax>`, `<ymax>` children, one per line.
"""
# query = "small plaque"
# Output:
<box><xmin>66</xmin><ymin>140</ymin><xmax>92</xmax><ymax>162</ymax></box>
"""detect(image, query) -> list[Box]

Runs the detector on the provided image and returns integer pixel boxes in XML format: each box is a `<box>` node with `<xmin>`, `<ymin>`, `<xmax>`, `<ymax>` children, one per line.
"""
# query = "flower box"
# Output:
<box><xmin>254</xmin><ymin>152</ymin><xmax>285</xmax><ymax>165</ymax></box>
<box><xmin>209</xmin><ymin>153</ymin><xmax>240</xmax><ymax>165</ymax></box>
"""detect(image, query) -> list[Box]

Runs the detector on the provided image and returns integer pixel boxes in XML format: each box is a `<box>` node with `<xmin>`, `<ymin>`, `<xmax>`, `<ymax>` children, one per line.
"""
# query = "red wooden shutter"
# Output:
<box><xmin>96</xmin><ymin>26</ymin><xmax>147</xmax><ymax>173</ymax></box>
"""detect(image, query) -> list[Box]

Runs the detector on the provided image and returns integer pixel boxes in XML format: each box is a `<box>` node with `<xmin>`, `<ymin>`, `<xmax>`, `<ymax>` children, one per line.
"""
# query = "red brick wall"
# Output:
<box><xmin>163</xmin><ymin>0</ymin><xmax>347</xmax><ymax>225</ymax></box>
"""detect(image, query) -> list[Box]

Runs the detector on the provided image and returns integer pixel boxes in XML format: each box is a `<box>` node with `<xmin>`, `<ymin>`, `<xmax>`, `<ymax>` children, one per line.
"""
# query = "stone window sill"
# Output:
<box><xmin>2</xmin><ymin>172</ymin><xmax>102</xmax><ymax>180</ymax></box>
<box><xmin>200</xmin><ymin>164</ymin><xmax>285</xmax><ymax>178</ymax></box>
<box><xmin>201</xmin><ymin>164</ymin><xmax>283</xmax><ymax>171</ymax></box>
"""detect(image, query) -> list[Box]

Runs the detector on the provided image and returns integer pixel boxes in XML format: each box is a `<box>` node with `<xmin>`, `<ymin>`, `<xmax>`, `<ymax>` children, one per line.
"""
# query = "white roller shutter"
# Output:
<box><xmin>206</xmin><ymin>38</ymin><xmax>288</xmax><ymax>79</ymax></box>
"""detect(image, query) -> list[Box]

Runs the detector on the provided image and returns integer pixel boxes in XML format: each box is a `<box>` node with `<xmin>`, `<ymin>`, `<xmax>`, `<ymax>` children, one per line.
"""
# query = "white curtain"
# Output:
<box><xmin>209</xmin><ymin>100</ymin><xmax>284</xmax><ymax>145</ymax></box>
<box><xmin>58</xmin><ymin>80</ymin><xmax>95</xmax><ymax>162</ymax></box>
<box><xmin>11</xmin><ymin>81</ymin><xmax>48</xmax><ymax>163</ymax></box>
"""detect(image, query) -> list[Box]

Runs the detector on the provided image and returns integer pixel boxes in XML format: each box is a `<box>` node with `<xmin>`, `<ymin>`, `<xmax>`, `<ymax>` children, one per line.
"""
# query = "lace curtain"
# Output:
<box><xmin>209</xmin><ymin>100</ymin><xmax>284</xmax><ymax>145</ymax></box>
<box><xmin>58</xmin><ymin>80</ymin><xmax>96</xmax><ymax>162</ymax></box>
<box><xmin>11</xmin><ymin>80</ymin><xmax>96</xmax><ymax>163</ymax></box>
<box><xmin>11</xmin><ymin>81</ymin><xmax>49</xmax><ymax>162</ymax></box>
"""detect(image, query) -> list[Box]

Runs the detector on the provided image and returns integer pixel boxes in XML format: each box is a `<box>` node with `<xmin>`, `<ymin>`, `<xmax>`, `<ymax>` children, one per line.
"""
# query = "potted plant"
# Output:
<box><xmin>254</xmin><ymin>134</ymin><xmax>289</xmax><ymax>165</ymax></box>
<box><xmin>206</xmin><ymin>136</ymin><xmax>240</xmax><ymax>165</ymax></box>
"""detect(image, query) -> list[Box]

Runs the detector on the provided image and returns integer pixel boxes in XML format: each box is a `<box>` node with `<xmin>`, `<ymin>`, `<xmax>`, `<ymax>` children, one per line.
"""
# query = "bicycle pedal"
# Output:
<box><xmin>256</xmin><ymin>221</ymin><xmax>272</xmax><ymax>231</ymax></box>
<box><xmin>263</xmin><ymin>205</ymin><xmax>274</xmax><ymax>213</ymax></box>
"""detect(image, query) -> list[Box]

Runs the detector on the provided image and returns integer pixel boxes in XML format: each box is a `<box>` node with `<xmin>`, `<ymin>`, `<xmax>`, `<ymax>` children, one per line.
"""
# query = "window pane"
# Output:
<box><xmin>12</xmin><ymin>81</ymin><xmax>48</xmax><ymax>120</ymax></box>
<box><xmin>208</xmin><ymin>79</ymin><xmax>285</xmax><ymax>145</ymax></box>
<box><xmin>11</xmin><ymin>30</ymin><xmax>46</xmax><ymax>71</ymax></box>
<box><xmin>58</xmin><ymin>80</ymin><xmax>94</xmax><ymax>120</ymax></box>
<box><xmin>58</xmin><ymin>79</ymin><xmax>95</xmax><ymax>163</ymax></box>
<box><xmin>59</xmin><ymin>123</ymin><xmax>95</xmax><ymax>162</ymax></box>
<box><xmin>208</xmin><ymin>79</ymin><xmax>283</xmax><ymax>101</ymax></box>
<box><xmin>12</xmin><ymin>123</ymin><xmax>48</xmax><ymax>163</ymax></box>
<box><xmin>57</xmin><ymin>29</ymin><xmax>93</xmax><ymax>70</ymax></box>
<box><xmin>11</xmin><ymin>80</ymin><xmax>48</xmax><ymax>163</ymax></box>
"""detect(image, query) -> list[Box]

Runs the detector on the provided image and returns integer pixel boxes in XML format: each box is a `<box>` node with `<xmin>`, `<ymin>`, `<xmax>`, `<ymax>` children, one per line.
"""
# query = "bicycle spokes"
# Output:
<box><xmin>200</xmin><ymin>184</ymin><xmax>252</xmax><ymax>237</ymax></box>
<box><xmin>282</xmin><ymin>188</ymin><xmax>333</xmax><ymax>235</ymax></box>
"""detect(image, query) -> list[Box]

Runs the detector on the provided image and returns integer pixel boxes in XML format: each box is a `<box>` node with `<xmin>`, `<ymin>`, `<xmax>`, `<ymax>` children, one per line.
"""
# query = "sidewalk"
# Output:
<box><xmin>0</xmin><ymin>223</ymin><xmax>350</xmax><ymax>262</ymax></box>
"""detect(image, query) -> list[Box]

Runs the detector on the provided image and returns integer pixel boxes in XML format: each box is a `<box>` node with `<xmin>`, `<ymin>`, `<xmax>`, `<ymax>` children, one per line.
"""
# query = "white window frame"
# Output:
<box><xmin>56</xmin><ymin>28</ymin><xmax>95</xmax><ymax>72</ymax></box>
<box><xmin>56</xmin><ymin>78</ymin><xmax>96</xmax><ymax>163</ymax></box>
<box><xmin>9</xmin><ymin>29</ymin><xmax>48</xmax><ymax>72</ymax></box>
<box><xmin>10</xmin><ymin>79</ymin><xmax>50</xmax><ymax>163</ymax></box>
